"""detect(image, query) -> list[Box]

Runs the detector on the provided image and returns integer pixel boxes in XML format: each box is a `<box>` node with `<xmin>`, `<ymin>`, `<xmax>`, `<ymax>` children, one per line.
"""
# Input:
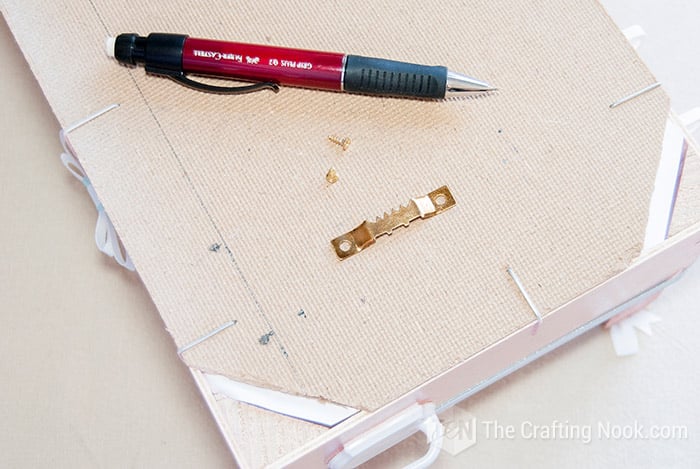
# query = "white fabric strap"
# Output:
<box><xmin>59</xmin><ymin>104</ymin><xmax>135</xmax><ymax>271</ymax></box>
<box><xmin>680</xmin><ymin>107</ymin><xmax>700</xmax><ymax>134</ymax></box>
<box><xmin>607</xmin><ymin>27</ymin><xmax>690</xmax><ymax>357</ymax></box>
<box><xmin>622</xmin><ymin>25</ymin><xmax>646</xmax><ymax>50</ymax></box>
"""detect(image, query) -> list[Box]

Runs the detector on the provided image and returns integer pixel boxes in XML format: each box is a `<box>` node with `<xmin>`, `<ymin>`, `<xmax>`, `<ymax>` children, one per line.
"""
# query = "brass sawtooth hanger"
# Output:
<box><xmin>331</xmin><ymin>185</ymin><xmax>456</xmax><ymax>260</ymax></box>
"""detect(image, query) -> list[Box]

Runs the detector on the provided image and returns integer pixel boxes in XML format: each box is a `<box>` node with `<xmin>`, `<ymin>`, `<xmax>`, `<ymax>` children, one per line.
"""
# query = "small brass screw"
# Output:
<box><xmin>328</xmin><ymin>135</ymin><xmax>351</xmax><ymax>151</ymax></box>
<box><xmin>325</xmin><ymin>167</ymin><xmax>339</xmax><ymax>184</ymax></box>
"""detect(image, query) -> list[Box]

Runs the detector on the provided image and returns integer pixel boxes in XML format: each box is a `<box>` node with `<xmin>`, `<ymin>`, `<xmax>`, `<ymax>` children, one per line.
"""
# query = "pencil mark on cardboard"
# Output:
<box><xmin>259</xmin><ymin>330</ymin><xmax>275</xmax><ymax>345</ymax></box>
<box><xmin>86</xmin><ymin>0</ymin><xmax>110</xmax><ymax>34</ymax></box>
<box><xmin>126</xmin><ymin>64</ymin><xmax>296</xmax><ymax>375</ymax></box>
<box><xmin>445</xmin><ymin>89</ymin><xmax>498</xmax><ymax>102</ymax></box>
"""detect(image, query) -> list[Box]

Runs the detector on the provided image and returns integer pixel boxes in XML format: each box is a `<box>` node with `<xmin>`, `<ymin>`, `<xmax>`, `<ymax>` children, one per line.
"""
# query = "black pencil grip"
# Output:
<box><xmin>343</xmin><ymin>55</ymin><xmax>447</xmax><ymax>99</ymax></box>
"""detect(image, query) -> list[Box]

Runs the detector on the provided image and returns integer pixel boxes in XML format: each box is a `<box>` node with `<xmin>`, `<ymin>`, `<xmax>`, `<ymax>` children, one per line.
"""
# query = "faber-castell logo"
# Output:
<box><xmin>193</xmin><ymin>49</ymin><xmax>217</xmax><ymax>59</ymax></box>
<box><xmin>193</xmin><ymin>49</ymin><xmax>242</xmax><ymax>62</ymax></box>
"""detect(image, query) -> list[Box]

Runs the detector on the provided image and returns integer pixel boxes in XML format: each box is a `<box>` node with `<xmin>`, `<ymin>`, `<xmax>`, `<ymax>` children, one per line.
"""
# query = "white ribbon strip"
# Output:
<box><xmin>609</xmin><ymin>117</ymin><xmax>683</xmax><ymax>355</ymax></box>
<box><xmin>612</xmin><ymin>110</ymin><xmax>700</xmax><ymax>355</ymax></box>
<box><xmin>680</xmin><ymin>107</ymin><xmax>700</xmax><ymax>134</ymax></box>
<box><xmin>609</xmin><ymin>310</ymin><xmax>662</xmax><ymax>356</ymax></box>
<box><xmin>205</xmin><ymin>373</ymin><xmax>359</xmax><ymax>428</ymax></box>
<box><xmin>607</xmin><ymin>27</ymin><xmax>694</xmax><ymax>356</ymax></box>
<box><xmin>641</xmin><ymin>118</ymin><xmax>687</xmax><ymax>254</ymax></box>
<box><xmin>59</xmin><ymin>104</ymin><xmax>134</xmax><ymax>271</ymax></box>
<box><xmin>622</xmin><ymin>25</ymin><xmax>646</xmax><ymax>50</ymax></box>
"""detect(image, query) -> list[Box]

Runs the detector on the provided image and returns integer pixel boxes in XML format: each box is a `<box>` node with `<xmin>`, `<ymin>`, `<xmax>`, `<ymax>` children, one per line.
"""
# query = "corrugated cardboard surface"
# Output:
<box><xmin>213</xmin><ymin>397</ymin><xmax>328</xmax><ymax>467</ymax></box>
<box><xmin>1</xmin><ymin>0</ymin><xmax>669</xmax><ymax>410</ymax></box>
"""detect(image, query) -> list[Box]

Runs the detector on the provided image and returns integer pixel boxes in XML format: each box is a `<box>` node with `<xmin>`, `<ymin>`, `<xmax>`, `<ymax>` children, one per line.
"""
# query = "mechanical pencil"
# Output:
<box><xmin>106</xmin><ymin>33</ymin><xmax>494</xmax><ymax>99</ymax></box>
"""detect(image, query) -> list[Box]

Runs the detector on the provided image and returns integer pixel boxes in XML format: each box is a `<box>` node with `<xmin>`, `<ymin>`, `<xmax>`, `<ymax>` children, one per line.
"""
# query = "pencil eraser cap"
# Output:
<box><xmin>105</xmin><ymin>37</ymin><xmax>116</xmax><ymax>58</ymax></box>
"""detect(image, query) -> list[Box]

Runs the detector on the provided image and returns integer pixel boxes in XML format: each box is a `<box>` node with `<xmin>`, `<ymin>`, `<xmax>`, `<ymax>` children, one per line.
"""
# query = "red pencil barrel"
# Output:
<box><xmin>182</xmin><ymin>37</ymin><xmax>345</xmax><ymax>91</ymax></box>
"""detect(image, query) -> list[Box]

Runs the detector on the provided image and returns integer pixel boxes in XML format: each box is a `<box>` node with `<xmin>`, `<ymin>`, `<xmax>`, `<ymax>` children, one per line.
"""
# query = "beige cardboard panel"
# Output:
<box><xmin>2</xmin><ymin>0</ymin><xmax>670</xmax><ymax>410</ymax></box>
<box><xmin>214</xmin><ymin>398</ymin><xmax>329</xmax><ymax>468</ymax></box>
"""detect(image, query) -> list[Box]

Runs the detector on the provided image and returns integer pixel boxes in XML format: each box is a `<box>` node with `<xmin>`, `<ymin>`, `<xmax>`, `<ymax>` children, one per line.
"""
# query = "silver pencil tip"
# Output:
<box><xmin>446</xmin><ymin>70</ymin><xmax>496</xmax><ymax>92</ymax></box>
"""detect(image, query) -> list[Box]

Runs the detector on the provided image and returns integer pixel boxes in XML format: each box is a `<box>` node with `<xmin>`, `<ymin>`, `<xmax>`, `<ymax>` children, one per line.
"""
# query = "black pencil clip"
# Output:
<box><xmin>146</xmin><ymin>67</ymin><xmax>279</xmax><ymax>95</ymax></box>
